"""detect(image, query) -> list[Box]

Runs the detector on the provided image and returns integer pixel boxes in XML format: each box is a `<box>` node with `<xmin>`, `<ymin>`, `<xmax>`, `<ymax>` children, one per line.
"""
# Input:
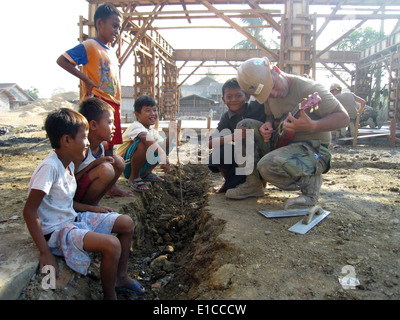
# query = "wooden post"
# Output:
<box><xmin>390</xmin><ymin>118</ymin><xmax>396</xmax><ymax>148</ymax></box>
<box><xmin>177</xmin><ymin>119</ymin><xmax>182</xmax><ymax>146</ymax></box>
<box><xmin>352</xmin><ymin>113</ymin><xmax>361</xmax><ymax>148</ymax></box>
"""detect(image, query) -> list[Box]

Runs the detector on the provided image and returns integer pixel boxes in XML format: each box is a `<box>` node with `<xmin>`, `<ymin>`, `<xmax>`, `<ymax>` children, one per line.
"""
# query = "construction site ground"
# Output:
<box><xmin>1</xmin><ymin>123</ymin><xmax>399</xmax><ymax>304</ymax></box>
<box><xmin>0</xmin><ymin>94</ymin><xmax>399</xmax><ymax>304</ymax></box>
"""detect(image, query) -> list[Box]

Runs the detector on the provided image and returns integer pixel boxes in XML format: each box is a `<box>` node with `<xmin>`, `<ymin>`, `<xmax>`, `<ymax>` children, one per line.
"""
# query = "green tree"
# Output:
<box><xmin>334</xmin><ymin>27</ymin><xmax>386</xmax><ymax>108</ymax></box>
<box><xmin>24</xmin><ymin>87</ymin><xmax>39</xmax><ymax>100</ymax></box>
<box><xmin>334</xmin><ymin>27</ymin><xmax>385</xmax><ymax>51</ymax></box>
<box><xmin>232</xmin><ymin>18</ymin><xmax>279</xmax><ymax>49</ymax></box>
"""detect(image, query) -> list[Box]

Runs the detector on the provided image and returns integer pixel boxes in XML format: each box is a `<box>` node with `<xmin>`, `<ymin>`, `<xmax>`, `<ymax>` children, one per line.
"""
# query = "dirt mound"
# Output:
<box><xmin>18</xmin><ymin>163</ymin><xmax>216</xmax><ymax>300</ymax></box>
<box><xmin>1</xmin><ymin>134</ymin><xmax>400</xmax><ymax>301</ymax></box>
<box><xmin>0</xmin><ymin>92</ymin><xmax>79</xmax><ymax>128</ymax></box>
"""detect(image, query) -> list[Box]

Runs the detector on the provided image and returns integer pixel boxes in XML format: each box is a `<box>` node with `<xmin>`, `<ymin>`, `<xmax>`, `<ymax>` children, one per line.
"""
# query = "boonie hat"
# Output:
<box><xmin>237</xmin><ymin>57</ymin><xmax>273</xmax><ymax>104</ymax></box>
<box><xmin>330</xmin><ymin>83</ymin><xmax>342</xmax><ymax>92</ymax></box>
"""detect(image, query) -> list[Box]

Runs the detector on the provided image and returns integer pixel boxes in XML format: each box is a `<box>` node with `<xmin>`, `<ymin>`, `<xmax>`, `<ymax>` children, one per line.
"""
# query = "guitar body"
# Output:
<box><xmin>272</xmin><ymin>114</ymin><xmax>295</xmax><ymax>150</ymax></box>
<box><xmin>270</xmin><ymin>92</ymin><xmax>322</xmax><ymax>151</ymax></box>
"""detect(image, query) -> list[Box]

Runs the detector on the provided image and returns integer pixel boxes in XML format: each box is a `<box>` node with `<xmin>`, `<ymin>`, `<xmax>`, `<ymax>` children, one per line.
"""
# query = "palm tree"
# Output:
<box><xmin>232</xmin><ymin>17</ymin><xmax>278</xmax><ymax>49</ymax></box>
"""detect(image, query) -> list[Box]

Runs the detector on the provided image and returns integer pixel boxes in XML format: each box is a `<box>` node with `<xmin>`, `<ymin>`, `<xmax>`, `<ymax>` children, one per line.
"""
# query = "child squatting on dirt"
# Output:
<box><xmin>75</xmin><ymin>97</ymin><xmax>132</xmax><ymax>208</ymax></box>
<box><xmin>116</xmin><ymin>96</ymin><xmax>177</xmax><ymax>193</ymax></box>
<box><xmin>23</xmin><ymin>108</ymin><xmax>144</xmax><ymax>300</ymax></box>
<box><xmin>208</xmin><ymin>78</ymin><xmax>266</xmax><ymax>193</ymax></box>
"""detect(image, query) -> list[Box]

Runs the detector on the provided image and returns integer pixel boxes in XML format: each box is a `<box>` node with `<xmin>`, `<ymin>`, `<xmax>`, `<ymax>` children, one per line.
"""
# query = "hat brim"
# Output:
<box><xmin>254</xmin><ymin>66</ymin><xmax>273</xmax><ymax>104</ymax></box>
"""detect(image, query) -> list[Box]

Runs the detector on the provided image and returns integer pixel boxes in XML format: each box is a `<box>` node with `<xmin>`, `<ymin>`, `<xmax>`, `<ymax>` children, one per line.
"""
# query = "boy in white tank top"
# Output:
<box><xmin>74</xmin><ymin>98</ymin><xmax>132</xmax><ymax>207</ymax></box>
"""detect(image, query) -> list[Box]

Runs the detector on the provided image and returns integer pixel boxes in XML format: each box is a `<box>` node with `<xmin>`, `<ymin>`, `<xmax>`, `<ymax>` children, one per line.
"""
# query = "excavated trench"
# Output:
<box><xmin>19</xmin><ymin>164</ymin><xmax>228</xmax><ymax>300</ymax></box>
<box><xmin>122</xmin><ymin>164</ymin><xmax>225</xmax><ymax>300</ymax></box>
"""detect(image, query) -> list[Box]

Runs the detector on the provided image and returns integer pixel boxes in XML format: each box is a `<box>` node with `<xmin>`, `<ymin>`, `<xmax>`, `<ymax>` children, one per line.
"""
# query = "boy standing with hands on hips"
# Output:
<box><xmin>57</xmin><ymin>3</ymin><xmax>123</xmax><ymax>156</ymax></box>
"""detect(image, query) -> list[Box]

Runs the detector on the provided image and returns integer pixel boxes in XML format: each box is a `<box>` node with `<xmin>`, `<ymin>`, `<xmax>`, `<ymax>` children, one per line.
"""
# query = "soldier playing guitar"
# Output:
<box><xmin>225</xmin><ymin>57</ymin><xmax>349</xmax><ymax>210</ymax></box>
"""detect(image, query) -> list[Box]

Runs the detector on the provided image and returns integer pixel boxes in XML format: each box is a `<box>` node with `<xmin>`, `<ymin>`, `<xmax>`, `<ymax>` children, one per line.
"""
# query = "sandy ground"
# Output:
<box><xmin>0</xmin><ymin>98</ymin><xmax>399</xmax><ymax>301</ymax></box>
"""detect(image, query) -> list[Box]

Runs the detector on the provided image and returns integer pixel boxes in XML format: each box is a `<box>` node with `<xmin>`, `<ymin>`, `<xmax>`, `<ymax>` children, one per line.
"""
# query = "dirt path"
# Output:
<box><xmin>1</xmin><ymin>129</ymin><xmax>399</xmax><ymax>300</ymax></box>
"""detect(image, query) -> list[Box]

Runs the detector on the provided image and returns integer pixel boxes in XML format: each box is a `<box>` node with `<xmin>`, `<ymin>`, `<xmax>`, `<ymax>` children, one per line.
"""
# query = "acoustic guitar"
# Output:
<box><xmin>270</xmin><ymin>92</ymin><xmax>322</xmax><ymax>150</ymax></box>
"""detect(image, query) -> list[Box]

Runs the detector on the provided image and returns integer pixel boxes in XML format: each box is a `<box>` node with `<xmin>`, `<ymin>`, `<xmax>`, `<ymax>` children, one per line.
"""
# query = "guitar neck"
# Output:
<box><xmin>291</xmin><ymin>102</ymin><xmax>302</xmax><ymax>119</ymax></box>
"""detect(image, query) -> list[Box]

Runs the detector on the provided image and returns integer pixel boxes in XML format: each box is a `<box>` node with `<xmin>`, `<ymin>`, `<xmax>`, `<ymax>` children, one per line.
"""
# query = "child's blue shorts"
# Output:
<box><xmin>47</xmin><ymin>211</ymin><xmax>120</xmax><ymax>275</ymax></box>
<box><xmin>122</xmin><ymin>138</ymin><xmax>160</xmax><ymax>179</ymax></box>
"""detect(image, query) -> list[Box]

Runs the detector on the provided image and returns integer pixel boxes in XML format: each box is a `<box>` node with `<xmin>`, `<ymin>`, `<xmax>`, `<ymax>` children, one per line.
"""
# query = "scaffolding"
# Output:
<box><xmin>77</xmin><ymin>0</ymin><xmax>399</xmax><ymax>145</ymax></box>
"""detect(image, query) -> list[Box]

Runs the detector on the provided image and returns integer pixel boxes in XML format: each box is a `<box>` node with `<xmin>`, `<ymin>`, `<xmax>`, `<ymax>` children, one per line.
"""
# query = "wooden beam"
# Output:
<box><xmin>198</xmin><ymin>0</ymin><xmax>279</xmax><ymax>61</ymax></box>
<box><xmin>178</xmin><ymin>61</ymin><xmax>205</xmax><ymax>87</ymax></box>
<box><xmin>180</xmin><ymin>0</ymin><xmax>191</xmax><ymax>24</ymax></box>
<box><xmin>315</xmin><ymin>1</ymin><xmax>344</xmax><ymax>39</ymax></box>
<box><xmin>173</xmin><ymin>48</ymin><xmax>270</xmax><ymax>62</ymax></box>
<box><xmin>86</xmin><ymin>0</ymin><xmax>399</xmax><ymax>7</ymax></box>
<box><xmin>133</xmin><ymin>25</ymin><xmax>273</xmax><ymax>30</ymax></box>
<box><xmin>338</xmin><ymin>63</ymin><xmax>354</xmax><ymax>75</ymax></box>
<box><xmin>321</xmin><ymin>62</ymin><xmax>351</xmax><ymax>90</ymax></box>
<box><xmin>173</xmin><ymin>48</ymin><xmax>360</xmax><ymax>63</ymax></box>
<box><xmin>178</xmin><ymin>61</ymin><xmax>187</xmax><ymax>72</ymax></box>
<box><xmin>122</xmin><ymin>8</ymin><xmax>281</xmax><ymax>17</ymax></box>
<box><xmin>119</xmin><ymin>4</ymin><xmax>165</xmax><ymax>66</ymax></box>
<box><xmin>246</xmin><ymin>0</ymin><xmax>281</xmax><ymax>32</ymax></box>
<box><xmin>316</xmin><ymin>6</ymin><xmax>385</xmax><ymax>58</ymax></box>
<box><xmin>317</xmin><ymin>20</ymin><xmax>368</xmax><ymax>59</ymax></box>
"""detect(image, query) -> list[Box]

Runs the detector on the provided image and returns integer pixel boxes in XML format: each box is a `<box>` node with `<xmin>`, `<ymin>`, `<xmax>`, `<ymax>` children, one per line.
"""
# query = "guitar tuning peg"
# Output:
<box><xmin>310</xmin><ymin>107</ymin><xmax>314</xmax><ymax>113</ymax></box>
<box><xmin>315</xmin><ymin>106</ymin><xmax>319</xmax><ymax>110</ymax></box>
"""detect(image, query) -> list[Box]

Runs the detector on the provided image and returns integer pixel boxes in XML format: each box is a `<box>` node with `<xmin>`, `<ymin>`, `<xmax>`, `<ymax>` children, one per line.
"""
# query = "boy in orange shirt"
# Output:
<box><xmin>57</xmin><ymin>3</ymin><xmax>122</xmax><ymax>156</ymax></box>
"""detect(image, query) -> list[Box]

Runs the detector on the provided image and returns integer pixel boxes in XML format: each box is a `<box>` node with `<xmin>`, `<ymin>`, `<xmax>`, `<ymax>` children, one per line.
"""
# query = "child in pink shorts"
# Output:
<box><xmin>23</xmin><ymin>108</ymin><xmax>144</xmax><ymax>300</ymax></box>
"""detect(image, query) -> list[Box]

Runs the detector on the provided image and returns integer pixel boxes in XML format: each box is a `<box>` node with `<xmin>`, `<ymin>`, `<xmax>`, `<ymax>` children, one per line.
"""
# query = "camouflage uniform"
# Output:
<box><xmin>228</xmin><ymin>119</ymin><xmax>331</xmax><ymax>203</ymax></box>
<box><xmin>257</xmin><ymin>139</ymin><xmax>330</xmax><ymax>194</ymax></box>
<box><xmin>223</xmin><ymin>119</ymin><xmax>268</xmax><ymax>199</ymax></box>
<box><xmin>226</xmin><ymin>75</ymin><xmax>340</xmax><ymax>205</ymax></box>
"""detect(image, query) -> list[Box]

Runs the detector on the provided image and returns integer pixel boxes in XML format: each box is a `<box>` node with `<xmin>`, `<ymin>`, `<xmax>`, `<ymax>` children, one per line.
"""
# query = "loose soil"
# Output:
<box><xmin>1</xmin><ymin>102</ymin><xmax>399</xmax><ymax>300</ymax></box>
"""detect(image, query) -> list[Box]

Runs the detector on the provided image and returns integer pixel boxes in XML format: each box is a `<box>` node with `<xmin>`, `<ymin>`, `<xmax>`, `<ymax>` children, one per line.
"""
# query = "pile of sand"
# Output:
<box><xmin>0</xmin><ymin>92</ymin><xmax>79</xmax><ymax>127</ymax></box>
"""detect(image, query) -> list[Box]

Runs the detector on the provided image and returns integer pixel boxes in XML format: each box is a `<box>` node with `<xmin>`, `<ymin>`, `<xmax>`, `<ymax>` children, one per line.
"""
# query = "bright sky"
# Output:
<box><xmin>0</xmin><ymin>0</ymin><xmax>398</xmax><ymax>98</ymax></box>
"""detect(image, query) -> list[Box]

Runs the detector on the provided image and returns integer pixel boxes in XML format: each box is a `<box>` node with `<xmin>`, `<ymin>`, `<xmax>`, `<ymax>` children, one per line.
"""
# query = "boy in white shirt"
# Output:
<box><xmin>23</xmin><ymin>108</ymin><xmax>144</xmax><ymax>300</ymax></box>
<box><xmin>116</xmin><ymin>96</ymin><xmax>176</xmax><ymax>192</ymax></box>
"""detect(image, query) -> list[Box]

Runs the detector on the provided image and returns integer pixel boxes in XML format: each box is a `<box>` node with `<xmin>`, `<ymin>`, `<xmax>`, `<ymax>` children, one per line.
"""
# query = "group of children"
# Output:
<box><xmin>23</xmin><ymin>3</ymin><xmax>176</xmax><ymax>300</ymax></box>
<box><xmin>23</xmin><ymin>3</ymin><xmax>261</xmax><ymax>300</ymax></box>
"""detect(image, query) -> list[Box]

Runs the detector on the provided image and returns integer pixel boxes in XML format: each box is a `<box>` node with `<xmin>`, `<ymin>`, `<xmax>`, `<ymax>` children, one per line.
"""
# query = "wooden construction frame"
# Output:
<box><xmin>77</xmin><ymin>0</ymin><xmax>399</xmax><ymax>145</ymax></box>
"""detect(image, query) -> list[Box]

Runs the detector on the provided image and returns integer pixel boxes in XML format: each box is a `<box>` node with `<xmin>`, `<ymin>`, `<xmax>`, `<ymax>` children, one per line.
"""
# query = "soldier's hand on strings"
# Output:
<box><xmin>259</xmin><ymin>122</ymin><xmax>274</xmax><ymax>142</ymax></box>
<box><xmin>284</xmin><ymin>110</ymin><xmax>315</xmax><ymax>132</ymax></box>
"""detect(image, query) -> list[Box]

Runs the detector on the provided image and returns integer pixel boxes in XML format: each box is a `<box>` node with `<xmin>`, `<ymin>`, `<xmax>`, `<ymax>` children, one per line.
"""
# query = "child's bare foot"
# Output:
<box><xmin>142</xmin><ymin>172</ymin><xmax>164</xmax><ymax>182</ymax></box>
<box><xmin>212</xmin><ymin>184</ymin><xmax>227</xmax><ymax>194</ymax></box>
<box><xmin>106</xmin><ymin>185</ymin><xmax>133</xmax><ymax>197</ymax></box>
<box><xmin>115</xmin><ymin>276</ymin><xmax>145</xmax><ymax>295</ymax></box>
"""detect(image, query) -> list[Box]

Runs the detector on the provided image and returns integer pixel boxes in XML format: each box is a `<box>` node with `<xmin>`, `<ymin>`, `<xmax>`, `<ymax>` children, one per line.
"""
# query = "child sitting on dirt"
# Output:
<box><xmin>116</xmin><ymin>96</ymin><xmax>176</xmax><ymax>193</ymax></box>
<box><xmin>208</xmin><ymin>78</ymin><xmax>266</xmax><ymax>193</ymax></box>
<box><xmin>23</xmin><ymin>108</ymin><xmax>144</xmax><ymax>300</ymax></box>
<box><xmin>74</xmin><ymin>97</ymin><xmax>132</xmax><ymax>207</ymax></box>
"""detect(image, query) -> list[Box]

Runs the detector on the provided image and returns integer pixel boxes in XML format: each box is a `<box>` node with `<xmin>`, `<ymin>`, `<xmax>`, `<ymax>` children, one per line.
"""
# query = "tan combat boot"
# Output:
<box><xmin>225</xmin><ymin>171</ymin><xmax>264</xmax><ymax>200</ymax></box>
<box><xmin>284</xmin><ymin>174</ymin><xmax>322</xmax><ymax>209</ymax></box>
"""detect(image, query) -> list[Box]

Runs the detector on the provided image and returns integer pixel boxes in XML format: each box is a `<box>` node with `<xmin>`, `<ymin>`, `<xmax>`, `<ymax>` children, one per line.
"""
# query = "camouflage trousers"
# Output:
<box><xmin>235</xmin><ymin>119</ymin><xmax>270</xmax><ymax>168</ymax></box>
<box><xmin>239</xmin><ymin>119</ymin><xmax>331</xmax><ymax>191</ymax></box>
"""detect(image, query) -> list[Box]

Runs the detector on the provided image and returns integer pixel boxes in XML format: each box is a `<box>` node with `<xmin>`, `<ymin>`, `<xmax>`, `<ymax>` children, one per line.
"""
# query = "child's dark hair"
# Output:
<box><xmin>134</xmin><ymin>95</ymin><xmax>156</xmax><ymax>113</ymax></box>
<box><xmin>79</xmin><ymin>97</ymin><xmax>114</xmax><ymax>122</ymax></box>
<box><xmin>45</xmin><ymin>108</ymin><xmax>88</xmax><ymax>149</ymax></box>
<box><xmin>222</xmin><ymin>78</ymin><xmax>243</xmax><ymax>96</ymax></box>
<box><xmin>94</xmin><ymin>3</ymin><xmax>121</xmax><ymax>31</ymax></box>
